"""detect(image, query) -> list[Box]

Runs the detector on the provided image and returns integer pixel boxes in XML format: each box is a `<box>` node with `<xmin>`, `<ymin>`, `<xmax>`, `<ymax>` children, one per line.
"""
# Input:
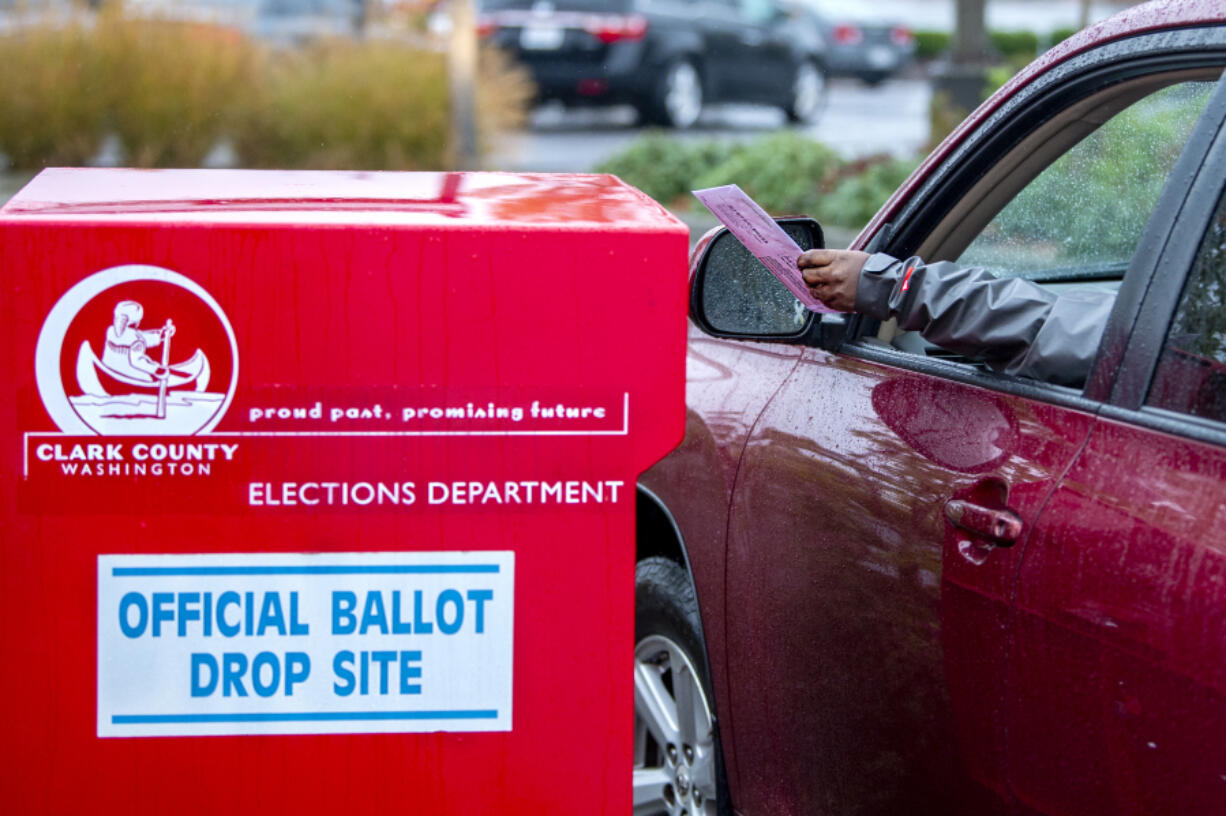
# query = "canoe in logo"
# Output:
<box><xmin>35</xmin><ymin>265</ymin><xmax>238</xmax><ymax>436</ymax></box>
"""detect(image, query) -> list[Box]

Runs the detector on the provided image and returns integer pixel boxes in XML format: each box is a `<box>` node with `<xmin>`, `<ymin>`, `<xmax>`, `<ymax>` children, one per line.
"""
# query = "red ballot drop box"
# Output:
<box><xmin>0</xmin><ymin>169</ymin><xmax>688</xmax><ymax>813</ymax></box>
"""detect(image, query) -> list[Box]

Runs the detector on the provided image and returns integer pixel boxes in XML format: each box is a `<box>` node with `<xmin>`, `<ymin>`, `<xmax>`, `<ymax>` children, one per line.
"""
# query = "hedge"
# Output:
<box><xmin>0</xmin><ymin>10</ymin><xmax>532</xmax><ymax>170</ymax></box>
<box><xmin>915</xmin><ymin>28</ymin><xmax>1055</xmax><ymax>61</ymax></box>
<box><xmin>597</xmin><ymin>132</ymin><xmax>919</xmax><ymax>230</ymax></box>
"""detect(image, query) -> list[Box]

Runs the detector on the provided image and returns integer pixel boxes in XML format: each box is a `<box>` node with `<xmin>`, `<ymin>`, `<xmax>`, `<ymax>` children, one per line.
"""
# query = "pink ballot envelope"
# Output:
<box><xmin>693</xmin><ymin>184</ymin><xmax>837</xmax><ymax>314</ymax></box>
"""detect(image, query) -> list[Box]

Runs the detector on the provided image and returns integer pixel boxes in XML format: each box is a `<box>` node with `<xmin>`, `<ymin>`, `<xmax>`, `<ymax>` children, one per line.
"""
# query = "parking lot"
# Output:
<box><xmin>0</xmin><ymin>76</ymin><xmax>929</xmax><ymax>219</ymax></box>
<box><xmin>492</xmin><ymin>75</ymin><xmax>932</xmax><ymax>172</ymax></box>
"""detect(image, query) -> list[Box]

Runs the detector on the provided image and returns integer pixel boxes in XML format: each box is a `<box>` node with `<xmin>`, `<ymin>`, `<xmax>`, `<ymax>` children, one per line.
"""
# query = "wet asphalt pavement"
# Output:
<box><xmin>491</xmin><ymin>75</ymin><xmax>932</xmax><ymax>173</ymax></box>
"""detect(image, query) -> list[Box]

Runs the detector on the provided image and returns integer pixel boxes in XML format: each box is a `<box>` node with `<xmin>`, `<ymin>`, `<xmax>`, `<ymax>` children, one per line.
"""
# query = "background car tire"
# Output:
<box><xmin>785</xmin><ymin>60</ymin><xmax>828</xmax><ymax>124</ymax></box>
<box><xmin>643</xmin><ymin>60</ymin><xmax>703</xmax><ymax>129</ymax></box>
<box><xmin>634</xmin><ymin>556</ymin><xmax>727</xmax><ymax>816</ymax></box>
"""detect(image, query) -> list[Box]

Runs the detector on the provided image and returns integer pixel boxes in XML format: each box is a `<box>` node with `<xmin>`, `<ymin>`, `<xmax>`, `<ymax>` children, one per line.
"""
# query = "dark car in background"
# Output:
<box><xmin>633</xmin><ymin>3</ymin><xmax>1226</xmax><ymax>815</ymax></box>
<box><xmin>790</xmin><ymin>0</ymin><xmax>915</xmax><ymax>85</ymax></box>
<box><xmin>479</xmin><ymin>0</ymin><xmax>828</xmax><ymax>128</ymax></box>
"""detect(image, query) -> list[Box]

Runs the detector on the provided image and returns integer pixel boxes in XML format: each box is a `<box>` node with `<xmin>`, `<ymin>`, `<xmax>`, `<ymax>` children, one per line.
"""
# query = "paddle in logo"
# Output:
<box><xmin>35</xmin><ymin>265</ymin><xmax>238</xmax><ymax>436</ymax></box>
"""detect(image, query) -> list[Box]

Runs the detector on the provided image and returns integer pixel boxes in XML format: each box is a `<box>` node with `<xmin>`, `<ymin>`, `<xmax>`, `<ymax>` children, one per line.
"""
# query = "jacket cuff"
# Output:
<box><xmin>854</xmin><ymin>252</ymin><xmax>904</xmax><ymax>320</ymax></box>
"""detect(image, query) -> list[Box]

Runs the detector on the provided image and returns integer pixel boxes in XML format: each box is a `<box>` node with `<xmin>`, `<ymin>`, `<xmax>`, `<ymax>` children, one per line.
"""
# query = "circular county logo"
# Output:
<box><xmin>35</xmin><ymin>265</ymin><xmax>238</xmax><ymax>436</ymax></box>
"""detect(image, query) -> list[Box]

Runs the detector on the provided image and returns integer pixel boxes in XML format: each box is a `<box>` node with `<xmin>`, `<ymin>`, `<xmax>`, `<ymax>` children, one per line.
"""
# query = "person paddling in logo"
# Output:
<box><xmin>102</xmin><ymin>300</ymin><xmax>176</xmax><ymax>380</ymax></box>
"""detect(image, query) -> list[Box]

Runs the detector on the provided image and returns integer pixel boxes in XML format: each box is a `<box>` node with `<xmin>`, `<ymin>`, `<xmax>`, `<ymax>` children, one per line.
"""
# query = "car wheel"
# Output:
<box><xmin>633</xmin><ymin>557</ymin><xmax>723</xmax><ymax>816</ymax></box>
<box><xmin>644</xmin><ymin>60</ymin><xmax>703</xmax><ymax>129</ymax></box>
<box><xmin>785</xmin><ymin>60</ymin><xmax>828</xmax><ymax>124</ymax></box>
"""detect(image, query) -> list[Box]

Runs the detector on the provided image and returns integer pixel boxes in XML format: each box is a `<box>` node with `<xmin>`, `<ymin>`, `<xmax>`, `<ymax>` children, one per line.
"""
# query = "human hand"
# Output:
<box><xmin>797</xmin><ymin>249</ymin><xmax>869</xmax><ymax>313</ymax></box>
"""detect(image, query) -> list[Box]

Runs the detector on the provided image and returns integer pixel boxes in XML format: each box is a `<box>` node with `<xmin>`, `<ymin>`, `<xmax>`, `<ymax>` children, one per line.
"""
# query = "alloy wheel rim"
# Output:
<box><xmin>633</xmin><ymin>634</ymin><xmax>718</xmax><ymax>815</ymax></box>
<box><xmin>664</xmin><ymin>63</ymin><xmax>702</xmax><ymax>128</ymax></box>
<box><xmin>793</xmin><ymin>62</ymin><xmax>825</xmax><ymax>121</ymax></box>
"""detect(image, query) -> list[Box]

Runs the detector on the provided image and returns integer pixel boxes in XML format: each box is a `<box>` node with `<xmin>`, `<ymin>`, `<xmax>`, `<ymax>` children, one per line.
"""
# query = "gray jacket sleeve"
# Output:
<box><xmin>854</xmin><ymin>252</ymin><xmax>1115</xmax><ymax>387</ymax></box>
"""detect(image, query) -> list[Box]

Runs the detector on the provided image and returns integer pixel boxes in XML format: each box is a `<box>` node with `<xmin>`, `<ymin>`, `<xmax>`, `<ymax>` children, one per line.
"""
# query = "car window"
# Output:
<box><xmin>737</xmin><ymin>0</ymin><xmax>776</xmax><ymax>24</ymax></box>
<box><xmin>957</xmin><ymin>82</ymin><xmax>1216</xmax><ymax>282</ymax></box>
<box><xmin>857</xmin><ymin>74</ymin><xmax>1226</xmax><ymax>387</ymax></box>
<box><xmin>1146</xmin><ymin>186</ymin><xmax>1226</xmax><ymax>423</ymax></box>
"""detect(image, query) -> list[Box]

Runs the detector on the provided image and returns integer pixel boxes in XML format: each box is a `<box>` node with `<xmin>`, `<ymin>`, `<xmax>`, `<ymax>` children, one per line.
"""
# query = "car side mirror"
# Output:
<box><xmin>689</xmin><ymin>217</ymin><xmax>827</xmax><ymax>343</ymax></box>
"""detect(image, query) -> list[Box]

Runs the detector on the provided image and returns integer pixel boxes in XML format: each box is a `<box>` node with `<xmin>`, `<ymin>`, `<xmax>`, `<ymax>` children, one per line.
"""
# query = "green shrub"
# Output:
<box><xmin>234</xmin><ymin>41</ymin><xmax>448</xmax><ymax>169</ymax></box>
<box><xmin>97</xmin><ymin>11</ymin><xmax>258</xmax><ymax>167</ymax></box>
<box><xmin>1048</xmin><ymin>26</ymin><xmax>1079</xmax><ymax>48</ymax></box>
<box><xmin>599</xmin><ymin>130</ymin><xmax>921</xmax><ymax>228</ymax></box>
<box><xmin>693</xmin><ymin>132</ymin><xmax>841</xmax><ymax>216</ymax></box>
<box><xmin>915</xmin><ymin>29</ymin><xmax>1039</xmax><ymax>62</ymax></box>
<box><xmin>985</xmin><ymin>64</ymin><xmax>1019</xmax><ymax>97</ymax></box>
<box><xmin>476</xmin><ymin>46</ymin><xmax>535</xmax><ymax>156</ymax></box>
<box><xmin>0</xmin><ymin>10</ymin><xmax>530</xmax><ymax>171</ymax></box>
<box><xmin>913</xmin><ymin>30</ymin><xmax>950</xmax><ymax>61</ymax></box>
<box><xmin>234</xmin><ymin>41</ymin><xmax>530</xmax><ymax>170</ymax></box>
<box><xmin>817</xmin><ymin>156</ymin><xmax>919</xmax><ymax>229</ymax></box>
<box><xmin>989</xmin><ymin>30</ymin><xmax>1039</xmax><ymax>61</ymax></box>
<box><xmin>594</xmin><ymin>134</ymin><xmax>743</xmax><ymax>206</ymax></box>
<box><xmin>927</xmin><ymin>89</ymin><xmax>968</xmax><ymax>151</ymax></box>
<box><xmin>0</xmin><ymin>20</ymin><xmax>109</xmax><ymax>168</ymax></box>
<box><xmin>926</xmin><ymin>62</ymin><xmax>1021</xmax><ymax>151</ymax></box>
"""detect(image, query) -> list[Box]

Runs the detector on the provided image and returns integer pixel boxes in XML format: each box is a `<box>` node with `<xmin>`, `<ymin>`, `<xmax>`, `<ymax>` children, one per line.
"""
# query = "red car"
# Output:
<box><xmin>633</xmin><ymin>2</ymin><xmax>1226</xmax><ymax>814</ymax></box>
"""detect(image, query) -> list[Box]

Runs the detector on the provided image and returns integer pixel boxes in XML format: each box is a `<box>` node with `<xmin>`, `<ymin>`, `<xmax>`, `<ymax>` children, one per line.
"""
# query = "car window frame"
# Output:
<box><xmin>837</xmin><ymin>27</ymin><xmax>1226</xmax><ymax>417</ymax></box>
<box><xmin>1102</xmin><ymin>84</ymin><xmax>1226</xmax><ymax>449</ymax></box>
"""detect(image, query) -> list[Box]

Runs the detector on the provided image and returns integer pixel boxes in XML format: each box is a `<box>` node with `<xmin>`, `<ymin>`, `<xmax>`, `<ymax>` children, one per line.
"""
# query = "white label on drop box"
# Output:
<box><xmin>98</xmin><ymin>551</ymin><xmax>514</xmax><ymax>737</ymax></box>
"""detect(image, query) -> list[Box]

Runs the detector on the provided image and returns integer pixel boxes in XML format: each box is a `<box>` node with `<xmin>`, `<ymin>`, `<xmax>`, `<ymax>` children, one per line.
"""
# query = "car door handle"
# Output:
<box><xmin>944</xmin><ymin>499</ymin><xmax>1022</xmax><ymax>546</ymax></box>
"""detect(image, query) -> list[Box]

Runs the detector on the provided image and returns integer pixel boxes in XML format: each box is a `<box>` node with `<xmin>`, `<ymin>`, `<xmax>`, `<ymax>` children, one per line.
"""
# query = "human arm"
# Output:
<box><xmin>798</xmin><ymin>249</ymin><xmax>1115</xmax><ymax>387</ymax></box>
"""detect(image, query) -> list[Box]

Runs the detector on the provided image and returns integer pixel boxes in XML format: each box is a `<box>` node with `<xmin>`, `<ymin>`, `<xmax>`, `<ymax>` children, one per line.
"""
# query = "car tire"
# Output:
<box><xmin>643</xmin><ymin>60</ymin><xmax>703</xmax><ymax>129</ymax></box>
<box><xmin>785</xmin><ymin>60</ymin><xmax>828</xmax><ymax>124</ymax></box>
<box><xmin>634</xmin><ymin>556</ymin><xmax>726</xmax><ymax>816</ymax></box>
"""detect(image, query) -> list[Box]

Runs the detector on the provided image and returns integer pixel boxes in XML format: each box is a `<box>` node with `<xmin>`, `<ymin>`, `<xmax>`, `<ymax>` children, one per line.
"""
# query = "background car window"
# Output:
<box><xmin>1146</xmin><ymin>187</ymin><xmax>1226</xmax><ymax>423</ymax></box>
<box><xmin>737</xmin><ymin>0</ymin><xmax>776</xmax><ymax>24</ymax></box>
<box><xmin>957</xmin><ymin>82</ymin><xmax>1216</xmax><ymax>281</ymax></box>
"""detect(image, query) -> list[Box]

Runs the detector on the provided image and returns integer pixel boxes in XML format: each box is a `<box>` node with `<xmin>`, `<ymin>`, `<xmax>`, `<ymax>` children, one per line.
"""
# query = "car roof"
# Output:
<box><xmin>857</xmin><ymin>0</ymin><xmax>1226</xmax><ymax>248</ymax></box>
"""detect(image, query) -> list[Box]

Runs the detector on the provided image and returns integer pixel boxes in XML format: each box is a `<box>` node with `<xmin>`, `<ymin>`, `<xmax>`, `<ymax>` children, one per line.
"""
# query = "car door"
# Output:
<box><xmin>718</xmin><ymin>29</ymin><xmax>1226</xmax><ymax>816</ymax></box>
<box><xmin>725</xmin><ymin>0</ymin><xmax>792</xmax><ymax>101</ymax></box>
<box><xmin>696</xmin><ymin>0</ymin><xmax>750</xmax><ymax>101</ymax></box>
<box><xmin>1009</xmin><ymin>79</ymin><xmax>1226</xmax><ymax>816</ymax></box>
